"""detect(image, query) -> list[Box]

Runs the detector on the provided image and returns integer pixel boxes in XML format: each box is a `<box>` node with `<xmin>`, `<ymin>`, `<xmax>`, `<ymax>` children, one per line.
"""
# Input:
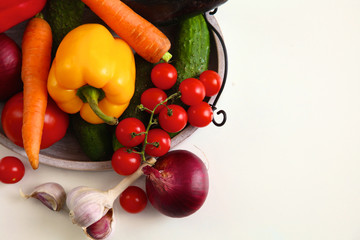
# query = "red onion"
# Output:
<box><xmin>143</xmin><ymin>150</ymin><xmax>209</xmax><ymax>218</ymax></box>
<box><xmin>0</xmin><ymin>33</ymin><xmax>22</xmax><ymax>101</ymax></box>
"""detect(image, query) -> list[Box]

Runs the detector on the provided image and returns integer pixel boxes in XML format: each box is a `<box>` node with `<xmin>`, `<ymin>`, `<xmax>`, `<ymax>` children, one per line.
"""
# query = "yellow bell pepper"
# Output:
<box><xmin>48</xmin><ymin>24</ymin><xmax>136</xmax><ymax>125</ymax></box>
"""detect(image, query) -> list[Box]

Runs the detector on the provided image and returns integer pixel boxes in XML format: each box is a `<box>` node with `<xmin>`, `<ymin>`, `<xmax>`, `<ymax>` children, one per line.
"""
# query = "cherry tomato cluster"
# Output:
<box><xmin>112</xmin><ymin>63</ymin><xmax>222</xmax><ymax>214</ymax></box>
<box><xmin>112</xmin><ymin>63</ymin><xmax>222</xmax><ymax>174</ymax></box>
<box><xmin>150</xmin><ymin>63</ymin><xmax>222</xmax><ymax>128</ymax></box>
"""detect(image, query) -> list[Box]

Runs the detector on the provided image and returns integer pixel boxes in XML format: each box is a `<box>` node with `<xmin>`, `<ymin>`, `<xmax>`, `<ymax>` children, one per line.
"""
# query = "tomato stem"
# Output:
<box><xmin>137</xmin><ymin>104</ymin><xmax>152</xmax><ymax>113</ymax></box>
<box><xmin>131</xmin><ymin>132</ymin><xmax>146</xmax><ymax>138</ymax></box>
<box><xmin>165</xmin><ymin>106</ymin><xmax>173</xmax><ymax>116</ymax></box>
<box><xmin>128</xmin><ymin>148</ymin><xmax>143</xmax><ymax>155</ymax></box>
<box><xmin>136</xmin><ymin>91</ymin><xmax>181</xmax><ymax>162</ymax></box>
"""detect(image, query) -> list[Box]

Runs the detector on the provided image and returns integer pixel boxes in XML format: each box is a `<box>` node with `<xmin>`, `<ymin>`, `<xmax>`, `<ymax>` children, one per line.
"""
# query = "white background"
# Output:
<box><xmin>1</xmin><ymin>0</ymin><xmax>360</xmax><ymax>239</ymax></box>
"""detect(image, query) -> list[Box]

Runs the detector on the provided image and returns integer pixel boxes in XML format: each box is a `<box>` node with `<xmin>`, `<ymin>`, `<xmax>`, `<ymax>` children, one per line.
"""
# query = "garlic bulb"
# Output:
<box><xmin>20</xmin><ymin>182</ymin><xmax>66</xmax><ymax>211</ymax></box>
<box><xmin>66</xmin><ymin>159</ymin><xmax>155</xmax><ymax>239</ymax></box>
<box><xmin>67</xmin><ymin>186</ymin><xmax>113</xmax><ymax>228</ymax></box>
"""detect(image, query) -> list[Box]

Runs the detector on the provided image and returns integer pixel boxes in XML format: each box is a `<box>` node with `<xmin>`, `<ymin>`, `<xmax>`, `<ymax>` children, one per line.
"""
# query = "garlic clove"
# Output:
<box><xmin>85</xmin><ymin>209</ymin><xmax>114</xmax><ymax>240</ymax></box>
<box><xmin>20</xmin><ymin>182</ymin><xmax>66</xmax><ymax>211</ymax></box>
<box><xmin>66</xmin><ymin>186</ymin><xmax>114</xmax><ymax>228</ymax></box>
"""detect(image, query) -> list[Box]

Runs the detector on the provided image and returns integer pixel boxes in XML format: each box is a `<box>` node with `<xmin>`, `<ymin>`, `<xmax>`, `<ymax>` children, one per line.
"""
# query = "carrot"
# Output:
<box><xmin>21</xmin><ymin>15</ymin><xmax>52</xmax><ymax>169</ymax></box>
<box><xmin>81</xmin><ymin>0</ymin><xmax>171</xmax><ymax>63</ymax></box>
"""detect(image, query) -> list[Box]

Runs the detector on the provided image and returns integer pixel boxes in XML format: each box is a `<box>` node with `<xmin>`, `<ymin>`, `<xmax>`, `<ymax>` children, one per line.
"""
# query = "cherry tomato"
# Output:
<box><xmin>179</xmin><ymin>78</ymin><xmax>206</xmax><ymax>106</ymax></box>
<box><xmin>151</xmin><ymin>63</ymin><xmax>177</xmax><ymax>90</ymax></box>
<box><xmin>116</xmin><ymin>118</ymin><xmax>146</xmax><ymax>147</ymax></box>
<box><xmin>140</xmin><ymin>88</ymin><xmax>167</xmax><ymax>114</ymax></box>
<box><xmin>1</xmin><ymin>92</ymin><xmax>69</xmax><ymax>149</ymax></box>
<box><xmin>0</xmin><ymin>156</ymin><xmax>25</xmax><ymax>184</ymax></box>
<box><xmin>111</xmin><ymin>147</ymin><xmax>141</xmax><ymax>176</ymax></box>
<box><xmin>159</xmin><ymin>104</ymin><xmax>188</xmax><ymax>133</ymax></box>
<box><xmin>199</xmin><ymin>70</ymin><xmax>222</xmax><ymax>97</ymax></box>
<box><xmin>145</xmin><ymin>129</ymin><xmax>171</xmax><ymax>157</ymax></box>
<box><xmin>187</xmin><ymin>102</ymin><xmax>214</xmax><ymax>127</ymax></box>
<box><xmin>120</xmin><ymin>186</ymin><xmax>148</xmax><ymax>213</ymax></box>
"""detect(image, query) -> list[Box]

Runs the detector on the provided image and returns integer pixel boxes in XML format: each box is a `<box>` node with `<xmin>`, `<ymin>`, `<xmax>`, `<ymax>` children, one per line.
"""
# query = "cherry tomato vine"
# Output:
<box><xmin>113</xmin><ymin>64</ymin><xmax>223</xmax><ymax>177</ymax></box>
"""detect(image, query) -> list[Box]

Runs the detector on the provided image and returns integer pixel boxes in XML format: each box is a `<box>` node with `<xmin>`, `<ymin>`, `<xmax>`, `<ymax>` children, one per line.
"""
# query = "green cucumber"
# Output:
<box><xmin>44</xmin><ymin>0</ymin><xmax>85</xmax><ymax>55</ymax></box>
<box><xmin>118</xmin><ymin>54</ymin><xmax>154</xmax><ymax>125</ymax></box>
<box><xmin>119</xmin><ymin>54</ymin><xmax>154</xmax><ymax>126</ymax></box>
<box><xmin>112</xmin><ymin>54</ymin><xmax>154</xmax><ymax>151</ymax></box>
<box><xmin>71</xmin><ymin>114</ymin><xmax>113</xmax><ymax>161</ymax></box>
<box><xmin>174</xmin><ymin>14</ymin><xmax>210</xmax><ymax>85</ymax></box>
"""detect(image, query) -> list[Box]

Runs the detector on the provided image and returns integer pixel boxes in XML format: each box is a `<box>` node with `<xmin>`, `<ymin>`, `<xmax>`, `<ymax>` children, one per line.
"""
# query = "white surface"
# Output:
<box><xmin>1</xmin><ymin>1</ymin><xmax>360</xmax><ymax>239</ymax></box>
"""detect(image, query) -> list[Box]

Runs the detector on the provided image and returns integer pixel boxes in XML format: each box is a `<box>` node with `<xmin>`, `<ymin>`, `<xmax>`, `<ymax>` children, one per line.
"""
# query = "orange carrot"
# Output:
<box><xmin>82</xmin><ymin>0</ymin><xmax>171</xmax><ymax>63</ymax></box>
<box><xmin>21</xmin><ymin>15</ymin><xmax>52</xmax><ymax>169</ymax></box>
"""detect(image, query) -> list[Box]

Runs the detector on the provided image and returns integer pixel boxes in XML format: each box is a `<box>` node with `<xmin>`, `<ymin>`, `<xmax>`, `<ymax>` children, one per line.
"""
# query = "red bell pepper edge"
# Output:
<box><xmin>0</xmin><ymin>0</ymin><xmax>47</xmax><ymax>33</ymax></box>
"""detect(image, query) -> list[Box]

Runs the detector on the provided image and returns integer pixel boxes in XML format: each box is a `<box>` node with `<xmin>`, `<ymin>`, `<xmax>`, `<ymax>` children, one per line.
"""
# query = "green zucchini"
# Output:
<box><xmin>71</xmin><ymin>114</ymin><xmax>113</xmax><ymax>161</ymax></box>
<box><xmin>44</xmin><ymin>0</ymin><xmax>85</xmax><ymax>55</ymax></box>
<box><xmin>174</xmin><ymin>14</ymin><xmax>210</xmax><ymax>85</ymax></box>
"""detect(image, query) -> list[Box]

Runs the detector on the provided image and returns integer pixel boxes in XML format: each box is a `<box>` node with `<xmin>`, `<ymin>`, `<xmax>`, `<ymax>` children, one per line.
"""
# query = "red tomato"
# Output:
<box><xmin>116</xmin><ymin>118</ymin><xmax>146</xmax><ymax>147</ymax></box>
<box><xmin>0</xmin><ymin>156</ymin><xmax>25</xmax><ymax>184</ymax></box>
<box><xmin>151</xmin><ymin>63</ymin><xmax>177</xmax><ymax>90</ymax></box>
<box><xmin>199</xmin><ymin>70</ymin><xmax>222</xmax><ymax>97</ymax></box>
<box><xmin>119</xmin><ymin>186</ymin><xmax>147</xmax><ymax>213</ymax></box>
<box><xmin>179</xmin><ymin>78</ymin><xmax>206</xmax><ymax>106</ymax></box>
<box><xmin>140</xmin><ymin>88</ymin><xmax>167</xmax><ymax>114</ymax></box>
<box><xmin>187</xmin><ymin>102</ymin><xmax>214</xmax><ymax>127</ymax></box>
<box><xmin>111</xmin><ymin>147</ymin><xmax>141</xmax><ymax>176</ymax></box>
<box><xmin>1</xmin><ymin>92</ymin><xmax>69</xmax><ymax>149</ymax></box>
<box><xmin>145</xmin><ymin>129</ymin><xmax>171</xmax><ymax>157</ymax></box>
<box><xmin>159</xmin><ymin>104</ymin><xmax>188</xmax><ymax>133</ymax></box>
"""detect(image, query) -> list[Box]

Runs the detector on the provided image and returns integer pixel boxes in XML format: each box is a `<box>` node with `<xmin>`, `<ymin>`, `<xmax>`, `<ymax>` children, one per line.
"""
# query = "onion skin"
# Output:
<box><xmin>144</xmin><ymin>150</ymin><xmax>209</xmax><ymax>218</ymax></box>
<box><xmin>0</xmin><ymin>33</ymin><xmax>22</xmax><ymax>101</ymax></box>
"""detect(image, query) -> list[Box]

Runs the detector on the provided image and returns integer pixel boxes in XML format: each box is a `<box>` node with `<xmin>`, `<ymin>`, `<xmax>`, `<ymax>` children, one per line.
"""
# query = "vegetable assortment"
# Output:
<box><xmin>0</xmin><ymin>0</ymin><xmax>228</xmax><ymax>239</ymax></box>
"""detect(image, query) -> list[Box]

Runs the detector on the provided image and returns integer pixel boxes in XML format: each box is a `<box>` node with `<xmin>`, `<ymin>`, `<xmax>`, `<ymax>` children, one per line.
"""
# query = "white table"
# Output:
<box><xmin>2</xmin><ymin>1</ymin><xmax>360</xmax><ymax>239</ymax></box>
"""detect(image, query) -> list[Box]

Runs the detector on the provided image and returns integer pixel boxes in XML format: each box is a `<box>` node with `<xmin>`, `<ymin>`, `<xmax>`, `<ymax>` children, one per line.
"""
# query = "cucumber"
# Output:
<box><xmin>71</xmin><ymin>114</ymin><xmax>113</xmax><ymax>161</ymax></box>
<box><xmin>174</xmin><ymin>14</ymin><xmax>210</xmax><ymax>85</ymax></box>
<box><xmin>118</xmin><ymin>54</ymin><xmax>154</xmax><ymax>125</ymax></box>
<box><xmin>44</xmin><ymin>0</ymin><xmax>85</xmax><ymax>55</ymax></box>
<box><xmin>112</xmin><ymin>54</ymin><xmax>154</xmax><ymax>151</ymax></box>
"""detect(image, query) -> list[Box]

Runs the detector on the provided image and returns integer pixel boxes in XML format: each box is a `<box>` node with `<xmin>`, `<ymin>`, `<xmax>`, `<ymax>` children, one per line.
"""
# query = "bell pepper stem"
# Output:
<box><xmin>77</xmin><ymin>86</ymin><xmax>118</xmax><ymax>125</ymax></box>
